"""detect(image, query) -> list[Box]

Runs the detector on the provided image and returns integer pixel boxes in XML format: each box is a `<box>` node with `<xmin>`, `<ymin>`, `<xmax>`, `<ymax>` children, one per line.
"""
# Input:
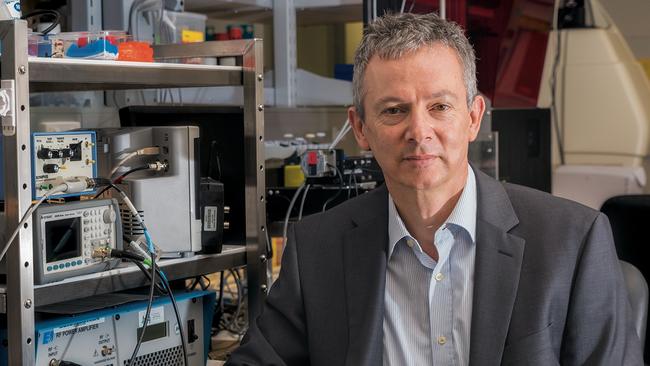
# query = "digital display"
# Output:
<box><xmin>137</xmin><ymin>321</ymin><xmax>168</xmax><ymax>343</ymax></box>
<box><xmin>45</xmin><ymin>217</ymin><xmax>81</xmax><ymax>263</ymax></box>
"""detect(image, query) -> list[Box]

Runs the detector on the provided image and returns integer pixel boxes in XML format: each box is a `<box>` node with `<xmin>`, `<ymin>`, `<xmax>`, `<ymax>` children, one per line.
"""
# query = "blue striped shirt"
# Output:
<box><xmin>383</xmin><ymin>165</ymin><xmax>477</xmax><ymax>366</ymax></box>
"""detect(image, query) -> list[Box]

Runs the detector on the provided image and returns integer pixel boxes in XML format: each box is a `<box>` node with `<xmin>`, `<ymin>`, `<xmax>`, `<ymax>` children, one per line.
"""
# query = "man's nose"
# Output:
<box><xmin>405</xmin><ymin>108</ymin><xmax>434</xmax><ymax>144</ymax></box>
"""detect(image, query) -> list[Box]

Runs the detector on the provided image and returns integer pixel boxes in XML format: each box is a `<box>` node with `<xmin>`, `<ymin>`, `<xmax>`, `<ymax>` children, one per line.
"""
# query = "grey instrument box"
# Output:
<box><xmin>95</xmin><ymin>126</ymin><xmax>201</xmax><ymax>257</ymax></box>
<box><xmin>33</xmin><ymin>199</ymin><xmax>122</xmax><ymax>284</ymax></box>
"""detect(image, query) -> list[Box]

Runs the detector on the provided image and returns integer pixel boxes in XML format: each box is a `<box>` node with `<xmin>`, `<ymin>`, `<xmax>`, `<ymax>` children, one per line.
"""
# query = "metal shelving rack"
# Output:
<box><xmin>0</xmin><ymin>19</ymin><xmax>267</xmax><ymax>365</ymax></box>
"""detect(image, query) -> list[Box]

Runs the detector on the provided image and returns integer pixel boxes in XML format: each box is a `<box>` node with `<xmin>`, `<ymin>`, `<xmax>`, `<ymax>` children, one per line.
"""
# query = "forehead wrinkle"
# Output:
<box><xmin>431</xmin><ymin>89</ymin><xmax>460</xmax><ymax>101</ymax></box>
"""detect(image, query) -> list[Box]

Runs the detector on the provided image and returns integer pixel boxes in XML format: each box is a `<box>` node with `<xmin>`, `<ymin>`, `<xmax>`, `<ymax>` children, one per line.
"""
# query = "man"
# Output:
<box><xmin>227</xmin><ymin>12</ymin><xmax>643</xmax><ymax>366</ymax></box>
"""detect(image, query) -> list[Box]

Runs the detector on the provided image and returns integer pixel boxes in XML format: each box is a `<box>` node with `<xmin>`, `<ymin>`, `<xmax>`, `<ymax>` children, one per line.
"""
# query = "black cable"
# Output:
<box><xmin>94</xmin><ymin>166</ymin><xmax>149</xmax><ymax>198</ymax></box>
<box><xmin>157</xmin><ymin>267</ymin><xmax>189</xmax><ymax>366</ymax></box>
<box><xmin>322</xmin><ymin>164</ymin><xmax>345</xmax><ymax>212</ymax></box>
<box><xmin>58</xmin><ymin>361</ymin><xmax>82</xmax><ymax>366</ymax></box>
<box><xmin>110</xmin><ymin>248</ymin><xmax>145</xmax><ymax>262</ymax></box>
<box><xmin>113</xmin><ymin>165</ymin><xmax>150</xmax><ymax>184</ymax></box>
<box><xmin>123</xmin><ymin>257</ymin><xmax>168</xmax><ymax>294</ymax></box>
<box><xmin>117</xmin><ymin>246</ymin><xmax>188</xmax><ymax>365</ymax></box>
<box><xmin>202</xmin><ymin>275</ymin><xmax>211</xmax><ymax>288</ymax></box>
<box><xmin>128</xmin><ymin>248</ymin><xmax>157</xmax><ymax>365</ymax></box>
<box><xmin>94</xmin><ymin>182</ymin><xmax>125</xmax><ymax>199</ymax></box>
<box><xmin>21</xmin><ymin>9</ymin><xmax>61</xmax><ymax>35</ymax></box>
<box><xmin>218</xmin><ymin>270</ymin><xmax>225</xmax><ymax>315</ymax></box>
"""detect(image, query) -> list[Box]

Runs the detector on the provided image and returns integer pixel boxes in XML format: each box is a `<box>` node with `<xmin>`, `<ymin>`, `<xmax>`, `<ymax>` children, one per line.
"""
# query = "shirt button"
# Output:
<box><xmin>406</xmin><ymin>239</ymin><xmax>414</xmax><ymax>248</ymax></box>
<box><xmin>435</xmin><ymin>272</ymin><xmax>444</xmax><ymax>281</ymax></box>
<box><xmin>437</xmin><ymin>336</ymin><xmax>447</xmax><ymax>345</ymax></box>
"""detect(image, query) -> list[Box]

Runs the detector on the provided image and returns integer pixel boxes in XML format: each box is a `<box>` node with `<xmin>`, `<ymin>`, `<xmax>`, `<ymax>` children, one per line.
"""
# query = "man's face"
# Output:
<box><xmin>349</xmin><ymin>44</ymin><xmax>485</xmax><ymax>192</ymax></box>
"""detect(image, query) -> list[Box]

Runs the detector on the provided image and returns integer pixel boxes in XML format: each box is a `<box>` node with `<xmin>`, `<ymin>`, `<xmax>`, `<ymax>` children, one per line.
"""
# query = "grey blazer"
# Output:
<box><xmin>227</xmin><ymin>167</ymin><xmax>644</xmax><ymax>365</ymax></box>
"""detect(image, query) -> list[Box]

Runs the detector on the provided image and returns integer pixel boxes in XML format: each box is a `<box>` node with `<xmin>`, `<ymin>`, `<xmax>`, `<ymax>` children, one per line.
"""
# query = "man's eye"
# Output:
<box><xmin>383</xmin><ymin>107</ymin><xmax>403</xmax><ymax>115</ymax></box>
<box><xmin>432</xmin><ymin>104</ymin><xmax>450</xmax><ymax>111</ymax></box>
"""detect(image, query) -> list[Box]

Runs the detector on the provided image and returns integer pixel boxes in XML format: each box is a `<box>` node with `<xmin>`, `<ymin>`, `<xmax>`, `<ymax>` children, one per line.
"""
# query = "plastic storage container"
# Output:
<box><xmin>162</xmin><ymin>11</ymin><xmax>206</xmax><ymax>44</ymax></box>
<box><xmin>28</xmin><ymin>32</ymin><xmax>52</xmax><ymax>57</ymax></box>
<box><xmin>50</xmin><ymin>31</ymin><xmax>132</xmax><ymax>60</ymax></box>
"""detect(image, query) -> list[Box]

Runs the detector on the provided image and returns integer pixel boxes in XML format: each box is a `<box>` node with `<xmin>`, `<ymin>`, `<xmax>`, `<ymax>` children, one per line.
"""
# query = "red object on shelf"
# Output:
<box><xmin>307</xmin><ymin>151</ymin><xmax>318</xmax><ymax>165</ymax></box>
<box><xmin>117</xmin><ymin>41</ymin><xmax>154</xmax><ymax>62</ymax></box>
<box><xmin>77</xmin><ymin>37</ymin><xmax>88</xmax><ymax>47</ymax></box>
<box><xmin>228</xmin><ymin>27</ymin><xmax>243</xmax><ymax>40</ymax></box>
<box><xmin>216</xmin><ymin>33</ymin><xmax>229</xmax><ymax>41</ymax></box>
<box><xmin>106</xmin><ymin>35</ymin><xmax>119</xmax><ymax>45</ymax></box>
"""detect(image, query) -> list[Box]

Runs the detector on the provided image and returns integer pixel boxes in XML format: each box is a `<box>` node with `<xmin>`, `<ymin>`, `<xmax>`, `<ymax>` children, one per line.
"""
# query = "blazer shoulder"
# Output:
<box><xmin>297</xmin><ymin>184</ymin><xmax>387</xmax><ymax>230</ymax></box>
<box><xmin>503</xmin><ymin>182</ymin><xmax>602</xmax><ymax>230</ymax></box>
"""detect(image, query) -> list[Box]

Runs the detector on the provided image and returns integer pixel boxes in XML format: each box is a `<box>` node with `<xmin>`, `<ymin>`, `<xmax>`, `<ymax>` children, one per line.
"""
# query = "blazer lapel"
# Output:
<box><xmin>469</xmin><ymin>168</ymin><xmax>526</xmax><ymax>366</ymax></box>
<box><xmin>342</xmin><ymin>185</ymin><xmax>389</xmax><ymax>366</ymax></box>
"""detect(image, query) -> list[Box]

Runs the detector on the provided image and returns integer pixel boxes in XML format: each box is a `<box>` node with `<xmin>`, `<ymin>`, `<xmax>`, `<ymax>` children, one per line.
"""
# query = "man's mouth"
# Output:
<box><xmin>403</xmin><ymin>154</ymin><xmax>437</xmax><ymax>161</ymax></box>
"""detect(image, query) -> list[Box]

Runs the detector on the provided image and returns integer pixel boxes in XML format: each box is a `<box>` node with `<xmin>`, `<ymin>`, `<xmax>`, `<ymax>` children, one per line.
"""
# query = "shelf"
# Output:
<box><xmin>0</xmin><ymin>245</ymin><xmax>246</xmax><ymax>310</ymax></box>
<box><xmin>28</xmin><ymin>57</ymin><xmax>243</xmax><ymax>92</ymax></box>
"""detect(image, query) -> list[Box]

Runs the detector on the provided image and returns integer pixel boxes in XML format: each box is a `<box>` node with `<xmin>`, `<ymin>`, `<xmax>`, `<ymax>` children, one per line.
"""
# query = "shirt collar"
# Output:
<box><xmin>387</xmin><ymin>164</ymin><xmax>477</xmax><ymax>258</ymax></box>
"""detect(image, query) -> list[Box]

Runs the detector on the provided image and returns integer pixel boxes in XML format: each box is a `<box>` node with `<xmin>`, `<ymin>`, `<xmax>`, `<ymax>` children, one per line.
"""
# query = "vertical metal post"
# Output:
<box><xmin>440</xmin><ymin>0</ymin><xmax>446</xmax><ymax>19</ymax></box>
<box><xmin>0</xmin><ymin>19</ymin><xmax>36</xmax><ymax>365</ymax></box>
<box><xmin>243</xmin><ymin>39</ymin><xmax>267</xmax><ymax>319</ymax></box>
<box><xmin>273</xmin><ymin>0</ymin><xmax>296</xmax><ymax>107</ymax></box>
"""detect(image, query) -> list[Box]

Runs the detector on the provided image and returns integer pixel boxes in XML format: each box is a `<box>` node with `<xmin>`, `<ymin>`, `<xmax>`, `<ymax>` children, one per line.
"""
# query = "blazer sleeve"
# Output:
<box><xmin>560</xmin><ymin>212</ymin><xmax>644</xmax><ymax>365</ymax></box>
<box><xmin>225</xmin><ymin>224</ymin><xmax>310</xmax><ymax>366</ymax></box>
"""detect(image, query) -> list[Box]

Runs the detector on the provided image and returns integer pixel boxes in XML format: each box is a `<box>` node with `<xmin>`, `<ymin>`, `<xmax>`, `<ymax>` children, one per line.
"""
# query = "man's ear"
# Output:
<box><xmin>468</xmin><ymin>95</ymin><xmax>486</xmax><ymax>142</ymax></box>
<box><xmin>348</xmin><ymin>106</ymin><xmax>370</xmax><ymax>151</ymax></box>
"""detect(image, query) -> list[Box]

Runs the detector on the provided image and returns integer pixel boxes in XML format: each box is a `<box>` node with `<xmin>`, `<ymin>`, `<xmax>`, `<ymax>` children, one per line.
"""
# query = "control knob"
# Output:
<box><xmin>43</xmin><ymin>164</ymin><xmax>59</xmax><ymax>173</ymax></box>
<box><xmin>103</xmin><ymin>207</ymin><xmax>116</xmax><ymax>224</ymax></box>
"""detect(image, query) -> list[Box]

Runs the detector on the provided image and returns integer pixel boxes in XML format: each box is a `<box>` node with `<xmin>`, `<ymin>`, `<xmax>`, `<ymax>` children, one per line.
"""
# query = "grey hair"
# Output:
<box><xmin>352</xmin><ymin>12</ymin><xmax>477</xmax><ymax>121</ymax></box>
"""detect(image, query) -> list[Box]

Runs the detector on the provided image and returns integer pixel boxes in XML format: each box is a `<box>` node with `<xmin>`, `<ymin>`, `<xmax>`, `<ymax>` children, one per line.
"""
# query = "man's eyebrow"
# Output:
<box><xmin>431</xmin><ymin>90</ymin><xmax>459</xmax><ymax>100</ymax></box>
<box><xmin>373</xmin><ymin>96</ymin><xmax>405</xmax><ymax>108</ymax></box>
<box><xmin>373</xmin><ymin>90</ymin><xmax>460</xmax><ymax>109</ymax></box>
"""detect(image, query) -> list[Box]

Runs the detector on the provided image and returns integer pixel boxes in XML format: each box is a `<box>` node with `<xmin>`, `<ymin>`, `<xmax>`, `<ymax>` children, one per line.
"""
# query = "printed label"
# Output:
<box><xmin>204</xmin><ymin>206</ymin><xmax>218</xmax><ymax>232</ymax></box>
<box><xmin>138</xmin><ymin>306</ymin><xmax>164</xmax><ymax>327</ymax></box>
<box><xmin>52</xmin><ymin>317</ymin><xmax>105</xmax><ymax>340</ymax></box>
<box><xmin>182</xmin><ymin>30</ymin><xmax>204</xmax><ymax>43</ymax></box>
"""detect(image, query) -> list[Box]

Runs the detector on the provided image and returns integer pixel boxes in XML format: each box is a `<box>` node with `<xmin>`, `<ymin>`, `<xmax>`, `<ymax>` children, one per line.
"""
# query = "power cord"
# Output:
<box><xmin>21</xmin><ymin>9</ymin><xmax>61</xmax><ymax>35</ymax></box>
